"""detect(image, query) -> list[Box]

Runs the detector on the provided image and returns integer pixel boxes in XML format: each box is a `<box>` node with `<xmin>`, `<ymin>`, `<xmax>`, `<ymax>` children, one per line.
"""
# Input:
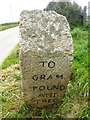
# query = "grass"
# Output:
<box><xmin>1</xmin><ymin>45</ymin><xmax>19</xmax><ymax>69</ymax></box>
<box><xmin>1</xmin><ymin>27</ymin><xmax>89</xmax><ymax>119</ymax></box>
<box><xmin>0</xmin><ymin>23</ymin><xmax>18</xmax><ymax>31</ymax></box>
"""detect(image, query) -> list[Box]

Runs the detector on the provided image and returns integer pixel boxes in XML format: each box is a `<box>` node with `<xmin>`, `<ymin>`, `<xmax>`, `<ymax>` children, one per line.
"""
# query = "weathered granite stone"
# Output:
<box><xmin>19</xmin><ymin>10</ymin><xmax>73</xmax><ymax>108</ymax></box>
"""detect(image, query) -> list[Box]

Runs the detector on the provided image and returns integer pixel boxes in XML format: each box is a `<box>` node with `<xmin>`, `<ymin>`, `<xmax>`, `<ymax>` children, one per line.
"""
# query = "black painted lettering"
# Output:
<box><xmin>32</xmin><ymin>75</ymin><xmax>38</xmax><ymax>81</ymax></box>
<box><xmin>60</xmin><ymin>85</ymin><xmax>65</xmax><ymax>90</ymax></box>
<box><xmin>48</xmin><ymin>99</ymin><xmax>52</xmax><ymax>103</ymax></box>
<box><xmin>39</xmin><ymin>86</ymin><xmax>45</xmax><ymax>91</ymax></box>
<box><xmin>53</xmin><ymin>99</ymin><xmax>58</xmax><ymax>102</ymax></box>
<box><xmin>39</xmin><ymin>61</ymin><xmax>47</xmax><ymax>67</ymax></box>
<box><xmin>47</xmin><ymin>86</ymin><xmax>52</xmax><ymax>90</ymax></box>
<box><xmin>46</xmin><ymin>93</ymin><xmax>52</xmax><ymax>97</ymax></box>
<box><xmin>47</xmin><ymin>75</ymin><xmax>52</xmax><ymax>80</ymax></box>
<box><xmin>56</xmin><ymin>74</ymin><xmax>63</xmax><ymax>79</ymax></box>
<box><xmin>53</xmin><ymin>93</ymin><xmax>58</xmax><ymax>97</ymax></box>
<box><xmin>33</xmin><ymin>85</ymin><xmax>65</xmax><ymax>91</ymax></box>
<box><xmin>53</xmin><ymin>85</ymin><xmax>59</xmax><ymax>90</ymax></box>
<box><xmin>40</xmin><ymin>75</ymin><xmax>46</xmax><ymax>80</ymax></box>
<box><xmin>48</xmin><ymin>61</ymin><xmax>55</xmax><ymax>68</ymax></box>
<box><xmin>38</xmin><ymin>93</ymin><xmax>57</xmax><ymax>98</ymax></box>
<box><xmin>33</xmin><ymin>86</ymin><xmax>38</xmax><ymax>91</ymax></box>
<box><xmin>60</xmin><ymin>74</ymin><xmax>63</xmax><ymax>79</ymax></box>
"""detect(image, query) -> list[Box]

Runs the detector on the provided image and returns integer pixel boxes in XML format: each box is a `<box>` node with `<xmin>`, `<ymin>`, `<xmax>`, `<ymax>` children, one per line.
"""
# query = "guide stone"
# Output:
<box><xmin>19</xmin><ymin>10</ymin><xmax>73</xmax><ymax>108</ymax></box>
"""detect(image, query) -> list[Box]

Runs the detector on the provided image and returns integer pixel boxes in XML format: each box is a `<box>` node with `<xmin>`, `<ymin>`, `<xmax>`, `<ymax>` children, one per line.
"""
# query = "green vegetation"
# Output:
<box><xmin>44</xmin><ymin>1</ymin><xmax>87</xmax><ymax>29</ymax></box>
<box><xmin>1</xmin><ymin>45</ymin><xmax>19</xmax><ymax>69</ymax></box>
<box><xmin>1</xmin><ymin>27</ymin><xmax>89</xmax><ymax>119</ymax></box>
<box><xmin>0</xmin><ymin>22</ymin><xmax>19</xmax><ymax>31</ymax></box>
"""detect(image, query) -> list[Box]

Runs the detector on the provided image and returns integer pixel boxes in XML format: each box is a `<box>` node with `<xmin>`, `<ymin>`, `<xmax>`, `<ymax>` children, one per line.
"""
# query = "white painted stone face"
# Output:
<box><xmin>19</xmin><ymin>10</ymin><xmax>73</xmax><ymax>108</ymax></box>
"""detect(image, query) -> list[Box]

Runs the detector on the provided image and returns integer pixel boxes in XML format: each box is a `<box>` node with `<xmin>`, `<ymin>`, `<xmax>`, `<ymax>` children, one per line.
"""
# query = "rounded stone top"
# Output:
<box><xmin>19</xmin><ymin>10</ymin><xmax>73</xmax><ymax>56</ymax></box>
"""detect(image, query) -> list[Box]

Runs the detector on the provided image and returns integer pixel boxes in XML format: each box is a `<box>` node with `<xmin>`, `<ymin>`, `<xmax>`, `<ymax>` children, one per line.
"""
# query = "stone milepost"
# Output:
<box><xmin>19</xmin><ymin>10</ymin><xmax>73</xmax><ymax>108</ymax></box>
